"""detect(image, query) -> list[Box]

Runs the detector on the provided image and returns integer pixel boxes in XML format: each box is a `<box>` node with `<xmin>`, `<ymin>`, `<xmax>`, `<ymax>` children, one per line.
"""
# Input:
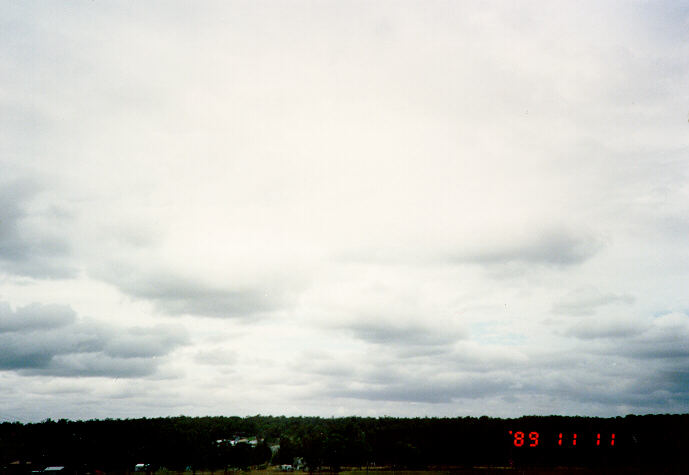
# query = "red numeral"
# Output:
<box><xmin>558</xmin><ymin>433</ymin><xmax>563</xmax><ymax>446</ymax></box>
<box><xmin>572</xmin><ymin>433</ymin><xmax>577</xmax><ymax>446</ymax></box>
<box><xmin>611</xmin><ymin>433</ymin><xmax>615</xmax><ymax>447</ymax></box>
<box><xmin>597</xmin><ymin>433</ymin><xmax>601</xmax><ymax>446</ymax></box>
<box><xmin>514</xmin><ymin>431</ymin><xmax>525</xmax><ymax>447</ymax></box>
<box><xmin>528</xmin><ymin>432</ymin><xmax>539</xmax><ymax>447</ymax></box>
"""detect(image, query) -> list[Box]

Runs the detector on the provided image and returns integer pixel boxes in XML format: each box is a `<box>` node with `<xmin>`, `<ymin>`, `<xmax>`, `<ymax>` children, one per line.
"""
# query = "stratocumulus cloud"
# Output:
<box><xmin>0</xmin><ymin>180</ymin><xmax>76</xmax><ymax>278</ymax></box>
<box><xmin>0</xmin><ymin>302</ymin><xmax>189</xmax><ymax>377</ymax></box>
<box><xmin>0</xmin><ymin>0</ymin><xmax>688</xmax><ymax>421</ymax></box>
<box><xmin>453</xmin><ymin>227</ymin><xmax>603</xmax><ymax>268</ymax></box>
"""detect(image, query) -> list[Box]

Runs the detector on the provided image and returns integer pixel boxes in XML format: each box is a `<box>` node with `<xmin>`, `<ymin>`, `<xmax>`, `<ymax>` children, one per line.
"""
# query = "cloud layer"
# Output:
<box><xmin>0</xmin><ymin>301</ymin><xmax>188</xmax><ymax>377</ymax></box>
<box><xmin>1</xmin><ymin>0</ymin><xmax>688</xmax><ymax>421</ymax></box>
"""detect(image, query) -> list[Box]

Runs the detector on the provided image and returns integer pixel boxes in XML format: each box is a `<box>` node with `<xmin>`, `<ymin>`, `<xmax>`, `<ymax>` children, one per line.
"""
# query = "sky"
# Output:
<box><xmin>1</xmin><ymin>0</ymin><xmax>688</xmax><ymax>422</ymax></box>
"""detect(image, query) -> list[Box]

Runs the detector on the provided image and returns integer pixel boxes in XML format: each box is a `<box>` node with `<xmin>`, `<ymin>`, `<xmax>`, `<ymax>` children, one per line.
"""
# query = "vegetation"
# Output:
<box><xmin>0</xmin><ymin>414</ymin><xmax>687</xmax><ymax>473</ymax></box>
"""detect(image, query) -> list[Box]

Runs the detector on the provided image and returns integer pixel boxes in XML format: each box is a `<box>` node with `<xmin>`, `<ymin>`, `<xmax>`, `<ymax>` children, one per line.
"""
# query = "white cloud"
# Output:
<box><xmin>1</xmin><ymin>0</ymin><xmax>688</xmax><ymax>420</ymax></box>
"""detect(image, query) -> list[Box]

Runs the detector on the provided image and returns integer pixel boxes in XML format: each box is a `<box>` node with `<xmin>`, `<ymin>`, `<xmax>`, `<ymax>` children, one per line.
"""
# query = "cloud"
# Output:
<box><xmin>0</xmin><ymin>302</ymin><xmax>76</xmax><ymax>331</ymax></box>
<box><xmin>0</xmin><ymin>301</ymin><xmax>189</xmax><ymax>377</ymax></box>
<box><xmin>96</xmin><ymin>264</ymin><xmax>287</xmax><ymax>318</ymax></box>
<box><xmin>330</xmin><ymin>373</ymin><xmax>513</xmax><ymax>404</ymax></box>
<box><xmin>0</xmin><ymin>348</ymin><xmax>52</xmax><ymax>370</ymax></box>
<box><xmin>0</xmin><ymin>180</ymin><xmax>76</xmax><ymax>279</ymax></box>
<box><xmin>560</xmin><ymin>311</ymin><xmax>689</xmax><ymax>359</ymax></box>
<box><xmin>619</xmin><ymin>312</ymin><xmax>689</xmax><ymax>359</ymax></box>
<box><xmin>1</xmin><ymin>1</ymin><xmax>689</xmax><ymax>420</ymax></box>
<box><xmin>453</xmin><ymin>227</ymin><xmax>602</xmax><ymax>268</ymax></box>
<box><xmin>104</xmin><ymin>325</ymin><xmax>189</xmax><ymax>359</ymax></box>
<box><xmin>305</xmin><ymin>275</ymin><xmax>469</xmax><ymax>359</ymax></box>
<box><xmin>538</xmin><ymin>313</ymin><xmax>689</xmax><ymax>408</ymax></box>
<box><xmin>553</xmin><ymin>287</ymin><xmax>635</xmax><ymax>316</ymax></box>
<box><xmin>194</xmin><ymin>347</ymin><xmax>238</xmax><ymax>366</ymax></box>
<box><xmin>338</xmin><ymin>226</ymin><xmax>604</xmax><ymax>271</ymax></box>
<box><xmin>348</xmin><ymin>320</ymin><xmax>464</xmax><ymax>354</ymax></box>
<box><xmin>648</xmin><ymin>368</ymin><xmax>689</xmax><ymax>402</ymax></box>
<box><xmin>291</xmin><ymin>335</ymin><xmax>528</xmax><ymax>405</ymax></box>
<box><xmin>295</xmin><ymin>310</ymin><xmax>689</xmax><ymax>412</ymax></box>
<box><xmin>565</xmin><ymin>317</ymin><xmax>646</xmax><ymax>340</ymax></box>
<box><xmin>449</xmin><ymin>342</ymin><xmax>529</xmax><ymax>372</ymax></box>
<box><xmin>26</xmin><ymin>353</ymin><xmax>160</xmax><ymax>378</ymax></box>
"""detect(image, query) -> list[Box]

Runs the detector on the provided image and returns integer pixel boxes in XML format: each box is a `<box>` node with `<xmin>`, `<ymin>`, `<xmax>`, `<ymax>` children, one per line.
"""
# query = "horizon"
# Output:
<box><xmin>7</xmin><ymin>412</ymin><xmax>689</xmax><ymax>425</ymax></box>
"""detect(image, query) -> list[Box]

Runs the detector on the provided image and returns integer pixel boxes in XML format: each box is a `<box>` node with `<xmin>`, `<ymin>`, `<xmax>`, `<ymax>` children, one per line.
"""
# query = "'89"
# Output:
<box><xmin>508</xmin><ymin>431</ymin><xmax>616</xmax><ymax>447</ymax></box>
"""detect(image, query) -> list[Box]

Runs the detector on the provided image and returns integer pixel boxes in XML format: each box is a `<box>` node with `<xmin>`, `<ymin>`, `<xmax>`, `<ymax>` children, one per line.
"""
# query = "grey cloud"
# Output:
<box><xmin>97</xmin><ymin>265</ymin><xmax>283</xmax><ymax>318</ymax></box>
<box><xmin>26</xmin><ymin>353</ymin><xmax>157</xmax><ymax>378</ymax></box>
<box><xmin>194</xmin><ymin>348</ymin><xmax>238</xmax><ymax>366</ymax></box>
<box><xmin>349</xmin><ymin>320</ymin><xmax>463</xmax><ymax>347</ymax></box>
<box><xmin>335</xmin><ymin>386</ymin><xmax>450</xmax><ymax>404</ymax></box>
<box><xmin>651</xmin><ymin>368</ymin><xmax>689</xmax><ymax>400</ymax></box>
<box><xmin>156</xmin><ymin>287</ymin><xmax>275</xmax><ymax>318</ymax></box>
<box><xmin>2</xmin><ymin>0</ymin><xmax>689</xmax><ymax>419</ymax></box>
<box><xmin>344</xmin><ymin>319</ymin><xmax>466</xmax><ymax>359</ymax></box>
<box><xmin>0</xmin><ymin>314</ymin><xmax>105</xmax><ymax>365</ymax></box>
<box><xmin>0</xmin><ymin>179</ymin><xmax>76</xmax><ymax>278</ymax></box>
<box><xmin>553</xmin><ymin>287</ymin><xmax>635</xmax><ymax>316</ymax></box>
<box><xmin>310</xmin><ymin>323</ymin><xmax>689</xmax><ymax>410</ymax></box>
<box><xmin>624</xmin><ymin>340</ymin><xmax>689</xmax><ymax>360</ymax></box>
<box><xmin>0</xmin><ymin>302</ymin><xmax>76</xmax><ymax>331</ymax></box>
<box><xmin>455</xmin><ymin>228</ymin><xmax>601</xmax><ymax>268</ymax></box>
<box><xmin>331</xmin><ymin>375</ymin><xmax>510</xmax><ymax>403</ymax></box>
<box><xmin>520</xmin><ymin>360</ymin><xmax>689</xmax><ymax>410</ymax></box>
<box><xmin>565</xmin><ymin>318</ymin><xmax>646</xmax><ymax>340</ymax></box>
<box><xmin>293</xmin><ymin>349</ymin><xmax>362</xmax><ymax>380</ymax></box>
<box><xmin>327</xmin><ymin>357</ymin><xmax>688</xmax><ymax>409</ymax></box>
<box><xmin>302</xmin><ymin>342</ymin><xmax>521</xmax><ymax>404</ymax></box>
<box><xmin>306</xmin><ymin>360</ymin><xmax>356</xmax><ymax>379</ymax></box>
<box><xmin>338</xmin><ymin>227</ymin><xmax>602</xmax><ymax>271</ymax></box>
<box><xmin>449</xmin><ymin>343</ymin><xmax>529</xmax><ymax>372</ymax></box>
<box><xmin>0</xmin><ymin>350</ymin><xmax>52</xmax><ymax>370</ymax></box>
<box><xmin>0</xmin><ymin>301</ymin><xmax>189</xmax><ymax>377</ymax></box>
<box><xmin>104</xmin><ymin>325</ymin><xmax>189</xmax><ymax>359</ymax></box>
<box><xmin>534</xmin><ymin>314</ymin><xmax>689</xmax><ymax>408</ymax></box>
<box><xmin>613</xmin><ymin>313</ymin><xmax>689</xmax><ymax>359</ymax></box>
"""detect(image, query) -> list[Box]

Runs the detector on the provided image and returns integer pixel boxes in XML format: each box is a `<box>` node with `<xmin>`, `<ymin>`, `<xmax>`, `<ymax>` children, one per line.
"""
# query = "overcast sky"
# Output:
<box><xmin>1</xmin><ymin>0</ymin><xmax>688</xmax><ymax>422</ymax></box>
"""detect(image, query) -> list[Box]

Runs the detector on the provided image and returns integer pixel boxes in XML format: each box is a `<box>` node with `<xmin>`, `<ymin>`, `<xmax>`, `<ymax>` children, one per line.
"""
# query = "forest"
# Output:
<box><xmin>1</xmin><ymin>414</ymin><xmax>687</xmax><ymax>473</ymax></box>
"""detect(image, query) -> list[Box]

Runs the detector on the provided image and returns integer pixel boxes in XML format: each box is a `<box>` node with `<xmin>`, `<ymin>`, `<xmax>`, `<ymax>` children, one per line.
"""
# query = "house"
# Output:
<box><xmin>215</xmin><ymin>435</ymin><xmax>261</xmax><ymax>447</ymax></box>
<box><xmin>292</xmin><ymin>457</ymin><xmax>305</xmax><ymax>471</ymax></box>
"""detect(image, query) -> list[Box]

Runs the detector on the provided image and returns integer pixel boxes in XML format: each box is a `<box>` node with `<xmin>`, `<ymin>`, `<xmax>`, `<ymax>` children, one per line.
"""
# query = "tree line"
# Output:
<box><xmin>1</xmin><ymin>414</ymin><xmax>687</xmax><ymax>472</ymax></box>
